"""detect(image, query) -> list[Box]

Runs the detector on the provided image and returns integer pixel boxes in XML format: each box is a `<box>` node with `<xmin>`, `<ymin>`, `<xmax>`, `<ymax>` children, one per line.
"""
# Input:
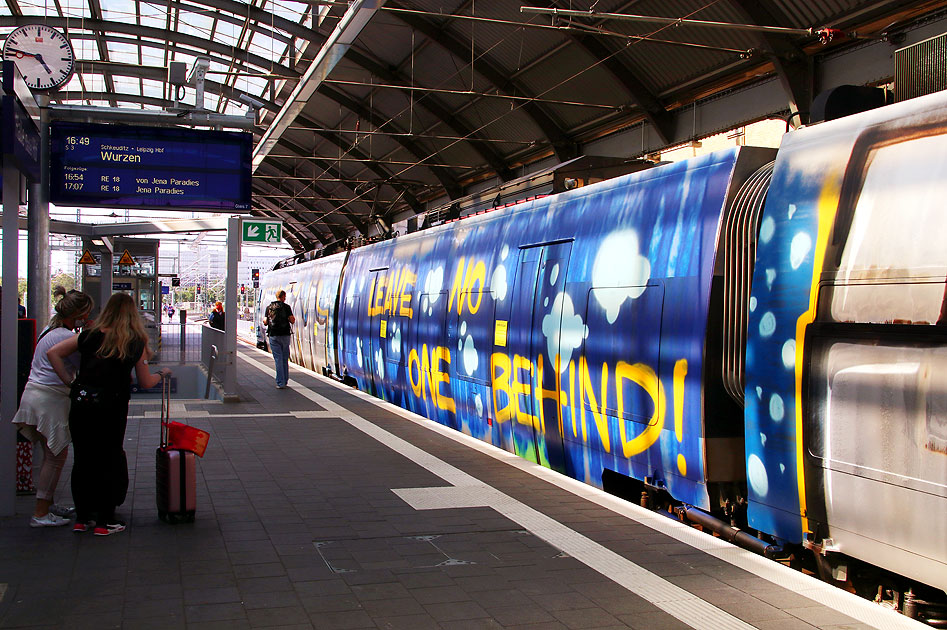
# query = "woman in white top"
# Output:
<box><xmin>13</xmin><ymin>287</ymin><xmax>94</xmax><ymax>527</ymax></box>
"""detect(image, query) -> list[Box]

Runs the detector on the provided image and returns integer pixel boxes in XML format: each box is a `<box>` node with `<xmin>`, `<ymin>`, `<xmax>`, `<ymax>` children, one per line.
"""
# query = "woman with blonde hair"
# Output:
<box><xmin>12</xmin><ymin>286</ymin><xmax>93</xmax><ymax>527</ymax></box>
<box><xmin>48</xmin><ymin>292</ymin><xmax>171</xmax><ymax>536</ymax></box>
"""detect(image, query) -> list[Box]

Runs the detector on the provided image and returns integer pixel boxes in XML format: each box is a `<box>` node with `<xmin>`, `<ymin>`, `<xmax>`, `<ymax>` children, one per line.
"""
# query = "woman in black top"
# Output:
<box><xmin>48</xmin><ymin>292</ymin><xmax>171</xmax><ymax>535</ymax></box>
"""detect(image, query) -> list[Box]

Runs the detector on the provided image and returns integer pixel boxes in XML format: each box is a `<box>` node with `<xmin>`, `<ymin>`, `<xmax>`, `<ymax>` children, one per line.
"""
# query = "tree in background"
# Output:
<box><xmin>50</xmin><ymin>273</ymin><xmax>76</xmax><ymax>294</ymax></box>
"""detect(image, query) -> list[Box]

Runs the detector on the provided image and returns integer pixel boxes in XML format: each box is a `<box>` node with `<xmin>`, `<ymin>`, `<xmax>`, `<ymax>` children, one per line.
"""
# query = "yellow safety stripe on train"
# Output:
<box><xmin>793</xmin><ymin>176</ymin><xmax>841</xmax><ymax>539</ymax></box>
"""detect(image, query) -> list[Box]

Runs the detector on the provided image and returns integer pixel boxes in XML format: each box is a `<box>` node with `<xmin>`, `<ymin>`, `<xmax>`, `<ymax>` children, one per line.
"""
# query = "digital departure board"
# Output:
<box><xmin>49</xmin><ymin>122</ymin><xmax>252</xmax><ymax>211</ymax></box>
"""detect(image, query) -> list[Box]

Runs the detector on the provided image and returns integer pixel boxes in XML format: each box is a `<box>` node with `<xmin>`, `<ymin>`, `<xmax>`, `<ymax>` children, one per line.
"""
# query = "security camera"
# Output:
<box><xmin>188</xmin><ymin>57</ymin><xmax>210</xmax><ymax>86</ymax></box>
<box><xmin>238</xmin><ymin>94</ymin><xmax>266</xmax><ymax>110</ymax></box>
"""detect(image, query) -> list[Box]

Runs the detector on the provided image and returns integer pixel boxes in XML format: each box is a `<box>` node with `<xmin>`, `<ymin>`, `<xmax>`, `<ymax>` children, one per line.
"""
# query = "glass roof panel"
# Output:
<box><xmin>178</xmin><ymin>12</ymin><xmax>214</xmax><ymax>39</ymax></box>
<box><xmin>221</xmin><ymin>99</ymin><xmax>244</xmax><ymax>116</ymax></box>
<box><xmin>61</xmin><ymin>74</ymin><xmax>84</xmax><ymax>92</ymax></box>
<box><xmin>142</xmin><ymin>78</ymin><xmax>164</xmax><ymax>99</ymax></box>
<box><xmin>248</xmin><ymin>30</ymin><xmax>286</xmax><ymax>62</ymax></box>
<box><xmin>18</xmin><ymin>1</ymin><xmax>54</xmax><ymax>16</ymax></box>
<box><xmin>213</xmin><ymin>19</ymin><xmax>240</xmax><ymax>48</ymax></box>
<box><xmin>267</xmin><ymin>0</ymin><xmax>307</xmax><ymax>23</ymax></box>
<box><xmin>138</xmin><ymin>2</ymin><xmax>168</xmax><ymax>30</ymax></box>
<box><xmin>101</xmin><ymin>0</ymin><xmax>135</xmax><ymax>22</ymax></box>
<box><xmin>108</xmin><ymin>41</ymin><xmax>140</xmax><ymax>65</ymax></box>
<box><xmin>112</xmin><ymin>75</ymin><xmax>140</xmax><ymax>92</ymax></box>
<box><xmin>72</xmin><ymin>36</ymin><xmax>101</xmax><ymax>61</ymax></box>
<box><xmin>240</xmin><ymin>74</ymin><xmax>268</xmax><ymax>96</ymax></box>
<box><xmin>84</xmin><ymin>74</ymin><xmax>106</xmax><ymax>92</ymax></box>
<box><xmin>204</xmin><ymin>92</ymin><xmax>221</xmax><ymax>111</ymax></box>
<box><xmin>170</xmin><ymin>50</ymin><xmax>197</xmax><ymax>67</ymax></box>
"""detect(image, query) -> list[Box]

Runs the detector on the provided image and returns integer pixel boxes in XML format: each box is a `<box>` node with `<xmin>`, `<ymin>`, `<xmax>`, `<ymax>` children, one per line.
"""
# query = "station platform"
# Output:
<box><xmin>0</xmin><ymin>343</ymin><xmax>926</xmax><ymax>630</ymax></box>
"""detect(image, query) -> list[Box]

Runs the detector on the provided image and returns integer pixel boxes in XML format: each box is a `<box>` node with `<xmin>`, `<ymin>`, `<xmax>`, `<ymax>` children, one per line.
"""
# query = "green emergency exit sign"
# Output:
<box><xmin>242</xmin><ymin>220</ymin><xmax>282</xmax><ymax>244</ymax></box>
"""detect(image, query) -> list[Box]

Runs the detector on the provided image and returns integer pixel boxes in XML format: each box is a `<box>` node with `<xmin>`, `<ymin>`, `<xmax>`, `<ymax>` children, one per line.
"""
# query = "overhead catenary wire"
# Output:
<box><xmin>296</xmin><ymin>1</ymin><xmax>734</xmax><ymax>232</ymax></box>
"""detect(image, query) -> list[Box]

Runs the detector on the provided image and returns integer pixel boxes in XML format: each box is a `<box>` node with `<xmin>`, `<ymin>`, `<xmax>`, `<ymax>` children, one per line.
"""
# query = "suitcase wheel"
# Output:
<box><xmin>158</xmin><ymin>510</ymin><xmax>195</xmax><ymax>524</ymax></box>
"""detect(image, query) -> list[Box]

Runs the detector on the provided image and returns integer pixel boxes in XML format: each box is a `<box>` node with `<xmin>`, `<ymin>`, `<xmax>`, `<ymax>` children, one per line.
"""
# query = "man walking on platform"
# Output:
<box><xmin>264</xmin><ymin>290</ymin><xmax>295</xmax><ymax>389</ymax></box>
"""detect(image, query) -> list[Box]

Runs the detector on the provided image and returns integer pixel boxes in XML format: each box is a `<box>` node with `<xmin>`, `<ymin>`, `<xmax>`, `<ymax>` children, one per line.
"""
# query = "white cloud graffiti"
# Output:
<box><xmin>591</xmin><ymin>230</ymin><xmax>651</xmax><ymax>324</ymax></box>
<box><xmin>542</xmin><ymin>292</ymin><xmax>588</xmax><ymax>374</ymax></box>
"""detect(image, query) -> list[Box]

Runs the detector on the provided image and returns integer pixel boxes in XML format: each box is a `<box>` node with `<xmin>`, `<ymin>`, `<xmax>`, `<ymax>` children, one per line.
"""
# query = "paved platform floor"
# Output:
<box><xmin>0</xmin><ymin>344</ymin><xmax>925</xmax><ymax>630</ymax></box>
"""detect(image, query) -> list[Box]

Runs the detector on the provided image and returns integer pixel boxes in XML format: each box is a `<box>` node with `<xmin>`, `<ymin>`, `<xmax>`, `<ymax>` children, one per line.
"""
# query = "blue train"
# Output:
<box><xmin>258</xmin><ymin>88</ymin><xmax>947</xmax><ymax>617</ymax></box>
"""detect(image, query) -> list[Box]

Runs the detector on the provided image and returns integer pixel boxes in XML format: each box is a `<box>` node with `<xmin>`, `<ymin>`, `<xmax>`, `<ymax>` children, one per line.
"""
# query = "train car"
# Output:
<box><xmin>746</xmin><ymin>89</ymin><xmax>947</xmax><ymax>598</ymax></box>
<box><xmin>268</xmin><ymin>146</ymin><xmax>776</xmax><ymax>514</ymax></box>
<box><xmin>258</xmin><ymin>88</ymin><xmax>947</xmax><ymax>617</ymax></box>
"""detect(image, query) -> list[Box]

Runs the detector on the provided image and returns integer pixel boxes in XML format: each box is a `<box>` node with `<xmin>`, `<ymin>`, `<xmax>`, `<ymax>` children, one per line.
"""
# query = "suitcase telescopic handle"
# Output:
<box><xmin>161</xmin><ymin>373</ymin><xmax>170</xmax><ymax>448</ymax></box>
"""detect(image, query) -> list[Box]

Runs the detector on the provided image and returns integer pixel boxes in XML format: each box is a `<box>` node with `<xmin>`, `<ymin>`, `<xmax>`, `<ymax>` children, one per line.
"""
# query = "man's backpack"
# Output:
<box><xmin>265</xmin><ymin>301</ymin><xmax>289</xmax><ymax>333</ymax></box>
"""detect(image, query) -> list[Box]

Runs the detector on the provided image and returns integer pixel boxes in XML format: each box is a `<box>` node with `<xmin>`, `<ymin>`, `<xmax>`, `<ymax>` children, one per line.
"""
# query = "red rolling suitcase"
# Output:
<box><xmin>156</xmin><ymin>376</ymin><xmax>196</xmax><ymax>523</ymax></box>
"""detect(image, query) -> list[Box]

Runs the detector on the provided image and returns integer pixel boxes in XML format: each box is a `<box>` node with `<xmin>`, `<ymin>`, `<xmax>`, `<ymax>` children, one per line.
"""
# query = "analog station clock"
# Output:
<box><xmin>3</xmin><ymin>24</ymin><xmax>75</xmax><ymax>91</ymax></box>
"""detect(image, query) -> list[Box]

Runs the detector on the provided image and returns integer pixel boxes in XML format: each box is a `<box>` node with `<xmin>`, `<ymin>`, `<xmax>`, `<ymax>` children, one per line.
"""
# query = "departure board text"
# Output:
<box><xmin>49</xmin><ymin>123</ymin><xmax>252</xmax><ymax>211</ymax></box>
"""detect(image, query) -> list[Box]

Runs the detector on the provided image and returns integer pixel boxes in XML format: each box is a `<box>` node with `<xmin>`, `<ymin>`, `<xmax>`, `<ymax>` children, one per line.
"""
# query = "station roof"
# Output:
<box><xmin>2</xmin><ymin>0</ymin><xmax>944</xmax><ymax>253</ymax></box>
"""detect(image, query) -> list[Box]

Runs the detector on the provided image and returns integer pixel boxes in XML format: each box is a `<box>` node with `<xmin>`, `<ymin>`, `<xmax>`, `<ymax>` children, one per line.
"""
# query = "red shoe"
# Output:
<box><xmin>93</xmin><ymin>521</ymin><xmax>126</xmax><ymax>536</ymax></box>
<box><xmin>72</xmin><ymin>521</ymin><xmax>95</xmax><ymax>533</ymax></box>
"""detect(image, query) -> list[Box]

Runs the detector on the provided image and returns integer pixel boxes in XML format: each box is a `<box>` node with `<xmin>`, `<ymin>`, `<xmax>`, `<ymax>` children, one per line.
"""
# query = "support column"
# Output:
<box><xmin>1</xmin><ymin>163</ymin><xmax>21</xmax><ymax>516</ymax></box>
<box><xmin>99</xmin><ymin>248</ymin><xmax>112</xmax><ymax>312</ymax></box>
<box><xmin>223</xmin><ymin>216</ymin><xmax>239</xmax><ymax>401</ymax></box>
<box><xmin>27</xmin><ymin>95</ymin><xmax>49</xmax><ymax>328</ymax></box>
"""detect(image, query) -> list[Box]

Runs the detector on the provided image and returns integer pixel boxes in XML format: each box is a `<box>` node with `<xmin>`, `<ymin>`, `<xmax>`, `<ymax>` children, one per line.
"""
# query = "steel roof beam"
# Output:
<box><xmin>0</xmin><ymin>17</ymin><xmax>292</xmax><ymax>77</ymax></box>
<box><xmin>255</xmin><ymin>193</ymin><xmax>321</xmax><ymax>250</ymax></box>
<box><xmin>728</xmin><ymin>0</ymin><xmax>812</xmax><ymax>124</ymax></box>
<box><xmin>293</xmin><ymin>114</ymin><xmax>424</xmax><ymax>214</ymax></box>
<box><xmin>387</xmin><ymin>1</ymin><xmax>577</xmax><ymax>162</ymax></box>
<box><xmin>274</xmin><ymin>132</ymin><xmax>421</xmax><ymax>220</ymax></box>
<box><xmin>344</xmin><ymin>48</ymin><xmax>516</xmax><ymax>182</ymax></box>
<box><xmin>252</xmin><ymin>0</ymin><xmax>385</xmax><ymax>172</ymax></box>
<box><xmin>317</xmin><ymin>84</ymin><xmax>463</xmax><ymax>199</ymax></box>
<box><xmin>260</xmin><ymin>157</ymin><xmax>371</xmax><ymax>236</ymax></box>
<box><xmin>65</xmin><ymin>61</ymin><xmax>280</xmax><ymax>113</ymax></box>
<box><xmin>258</xmin><ymin>152</ymin><xmax>370</xmax><ymax>236</ymax></box>
<box><xmin>86</xmin><ymin>0</ymin><xmax>118</xmax><ymax>107</ymax></box>
<box><xmin>567</xmin><ymin>33</ymin><xmax>675</xmax><ymax>145</ymax></box>
<box><xmin>147</xmin><ymin>0</ymin><xmax>319</xmax><ymax>46</ymax></box>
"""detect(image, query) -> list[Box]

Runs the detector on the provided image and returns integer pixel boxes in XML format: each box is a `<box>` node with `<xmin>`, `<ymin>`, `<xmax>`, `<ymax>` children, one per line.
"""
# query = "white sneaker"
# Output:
<box><xmin>49</xmin><ymin>504</ymin><xmax>76</xmax><ymax>518</ymax></box>
<box><xmin>30</xmin><ymin>513</ymin><xmax>70</xmax><ymax>527</ymax></box>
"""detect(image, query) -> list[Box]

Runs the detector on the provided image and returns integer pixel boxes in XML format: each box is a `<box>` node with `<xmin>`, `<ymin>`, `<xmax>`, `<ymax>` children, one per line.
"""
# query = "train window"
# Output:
<box><xmin>454</xmin><ymin>291</ymin><xmax>494</xmax><ymax>385</ymax></box>
<box><xmin>831</xmin><ymin>134</ymin><xmax>947</xmax><ymax>324</ymax></box>
<box><xmin>808</xmin><ymin>338</ymin><xmax>947</xmax><ymax>485</ymax></box>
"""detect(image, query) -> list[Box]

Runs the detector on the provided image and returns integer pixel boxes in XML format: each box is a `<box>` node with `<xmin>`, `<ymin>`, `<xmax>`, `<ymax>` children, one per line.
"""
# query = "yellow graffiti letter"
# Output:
<box><xmin>408</xmin><ymin>348</ymin><xmax>422</xmax><ymax>398</ymax></box>
<box><xmin>512</xmin><ymin>354</ymin><xmax>538</xmax><ymax>428</ymax></box>
<box><xmin>615</xmin><ymin>361</ymin><xmax>666</xmax><ymax>457</ymax></box>
<box><xmin>465</xmin><ymin>260</ymin><xmax>485</xmax><ymax>314</ymax></box>
<box><xmin>491</xmin><ymin>353</ymin><xmax>514</xmax><ymax>423</ymax></box>
<box><xmin>431</xmin><ymin>346</ymin><xmax>456</xmax><ymax>413</ymax></box>
<box><xmin>448</xmin><ymin>258</ymin><xmax>466</xmax><ymax>315</ymax></box>
<box><xmin>579</xmin><ymin>357</ymin><xmax>610</xmax><ymax>453</ymax></box>
<box><xmin>399</xmin><ymin>270</ymin><xmax>416</xmax><ymax>319</ymax></box>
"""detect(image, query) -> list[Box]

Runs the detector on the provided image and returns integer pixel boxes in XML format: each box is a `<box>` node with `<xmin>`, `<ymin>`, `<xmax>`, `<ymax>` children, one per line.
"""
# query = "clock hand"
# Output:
<box><xmin>5</xmin><ymin>47</ymin><xmax>37</xmax><ymax>58</ymax></box>
<box><xmin>33</xmin><ymin>52</ymin><xmax>52</xmax><ymax>74</ymax></box>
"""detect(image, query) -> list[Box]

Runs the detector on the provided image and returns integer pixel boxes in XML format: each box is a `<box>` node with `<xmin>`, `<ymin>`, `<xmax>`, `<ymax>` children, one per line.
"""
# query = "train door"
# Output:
<box><xmin>340</xmin><ymin>293</ymin><xmax>360</xmax><ymax>383</ymax></box>
<box><xmin>507</xmin><ymin>241</ymin><xmax>572</xmax><ymax>470</ymax></box>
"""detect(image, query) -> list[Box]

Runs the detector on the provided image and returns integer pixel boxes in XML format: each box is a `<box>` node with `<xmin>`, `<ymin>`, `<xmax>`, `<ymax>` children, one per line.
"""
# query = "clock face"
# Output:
<box><xmin>3</xmin><ymin>24</ymin><xmax>75</xmax><ymax>91</ymax></box>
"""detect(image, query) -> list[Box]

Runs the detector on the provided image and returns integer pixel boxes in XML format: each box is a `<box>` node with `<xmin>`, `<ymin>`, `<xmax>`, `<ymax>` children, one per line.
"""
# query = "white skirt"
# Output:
<box><xmin>12</xmin><ymin>381</ymin><xmax>71</xmax><ymax>456</ymax></box>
